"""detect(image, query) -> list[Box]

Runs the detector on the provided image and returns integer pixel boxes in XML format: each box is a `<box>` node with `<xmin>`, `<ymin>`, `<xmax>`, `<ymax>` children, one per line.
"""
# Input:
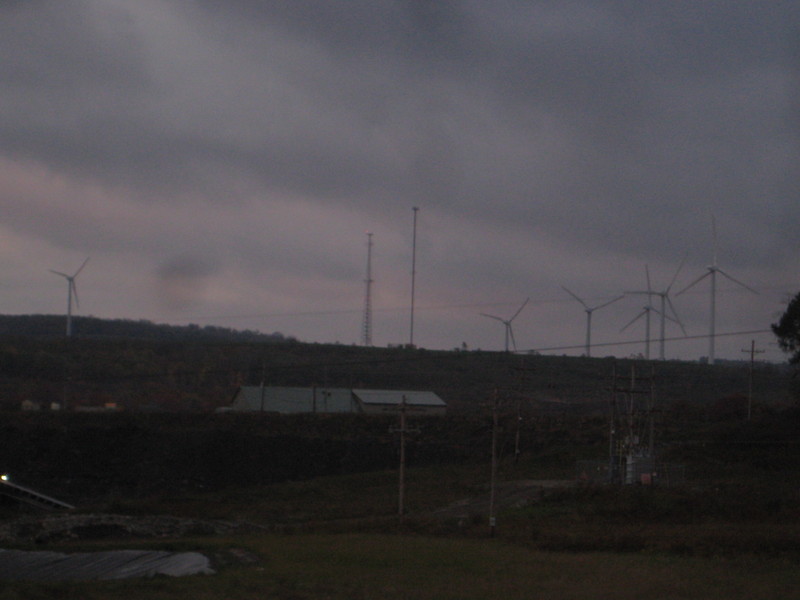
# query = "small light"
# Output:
<box><xmin>1</xmin><ymin>475</ymin><xmax>8</xmax><ymax>482</ymax></box>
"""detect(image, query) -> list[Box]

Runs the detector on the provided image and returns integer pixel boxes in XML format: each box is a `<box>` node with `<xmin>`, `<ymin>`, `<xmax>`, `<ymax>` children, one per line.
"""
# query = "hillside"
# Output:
<box><xmin>0</xmin><ymin>314</ymin><xmax>798</xmax><ymax>597</ymax></box>
<box><xmin>0</xmin><ymin>314</ymin><xmax>793</xmax><ymax>413</ymax></box>
<box><xmin>0</xmin><ymin>314</ymin><xmax>291</xmax><ymax>343</ymax></box>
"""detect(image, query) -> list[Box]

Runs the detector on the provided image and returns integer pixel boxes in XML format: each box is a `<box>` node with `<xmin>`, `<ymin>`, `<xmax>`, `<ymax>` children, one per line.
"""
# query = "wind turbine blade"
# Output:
<box><xmin>71</xmin><ymin>280</ymin><xmax>80</xmax><ymax>309</ymax></box>
<box><xmin>658</xmin><ymin>310</ymin><xmax>682</xmax><ymax>325</ymax></box>
<box><xmin>711</xmin><ymin>214</ymin><xmax>718</xmax><ymax>267</ymax></box>
<box><xmin>509</xmin><ymin>297</ymin><xmax>529</xmax><ymax>322</ymax></box>
<box><xmin>73</xmin><ymin>256</ymin><xmax>90</xmax><ymax>278</ymax></box>
<box><xmin>666</xmin><ymin>296</ymin><xmax>687</xmax><ymax>335</ymax></box>
<box><xmin>645</xmin><ymin>265</ymin><xmax>652</xmax><ymax>295</ymax></box>
<box><xmin>676</xmin><ymin>270</ymin><xmax>711</xmax><ymax>296</ymax></box>
<box><xmin>480</xmin><ymin>313</ymin><xmax>505</xmax><ymax>323</ymax></box>
<box><xmin>49</xmin><ymin>269</ymin><xmax>69</xmax><ymax>278</ymax></box>
<box><xmin>593</xmin><ymin>295</ymin><xmax>624</xmax><ymax>311</ymax></box>
<box><xmin>620</xmin><ymin>310</ymin><xmax>646</xmax><ymax>332</ymax></box>
<box><xmin>716</xmin><ymin>269</ymin><xmax>758</xmax><ymax>294</ymax></box>
<box><xmin>666</xmin><ymin>254</ymin><xmax>688</xmax><ymax>293</ymax></box>
<box><xmin>561</xmin><ymin>286</ymin><xmax>589</xmax><ymax>310</ymax></box>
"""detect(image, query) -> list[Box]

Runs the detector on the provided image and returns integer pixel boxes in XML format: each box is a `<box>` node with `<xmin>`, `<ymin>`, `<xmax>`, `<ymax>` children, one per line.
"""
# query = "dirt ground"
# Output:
<box><xmin>431</xmin><ymin>480</ymin><xmax>574</xmax><ymax>521</ymax></box>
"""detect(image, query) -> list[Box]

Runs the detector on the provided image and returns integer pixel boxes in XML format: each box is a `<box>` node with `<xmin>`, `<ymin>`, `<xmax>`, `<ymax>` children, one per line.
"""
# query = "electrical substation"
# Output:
<box><xmin>578</xmin><ymin>364</ymin><xmax>684</xmax><ymax>485</ymax></box>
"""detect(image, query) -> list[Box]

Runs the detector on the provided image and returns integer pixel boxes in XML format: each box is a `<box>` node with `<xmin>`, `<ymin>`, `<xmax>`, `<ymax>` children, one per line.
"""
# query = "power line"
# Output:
<box><xmin>526</xmin><ymin>329</ymin><xmax>774</xmax><ymax>355</ymax></box>
<box><xmin>158</xmin><ymin>282</ymin><xmax>798</xmax><ymax>325</ymax></box>
<box><xmin>65</xmin><ymin>328</ymin><xmax>779</xmax><ymax>386</ymax></box>
<box><xmin>158</xmin><ymin>301</ymin><xmax>526</xmax><ymax>322</ymax></box>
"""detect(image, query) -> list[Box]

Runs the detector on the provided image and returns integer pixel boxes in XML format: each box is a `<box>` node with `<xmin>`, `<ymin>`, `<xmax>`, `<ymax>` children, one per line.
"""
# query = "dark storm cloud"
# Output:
<box><xmin>0</xmin><ymin>2</ymin><xmax>165</xmax><ymax>191</ymax></box>
<box><xmin>0</xmin><ymin>1</ymin><xmax>796</xmax><ymax>356</ymax></box>
<box><xmin>194</xmin><ymin>0</ymin><xmax>474</xmax><ymax>63</ymax></box>
<box><xmin>3</xmin><ymin>1</ymin><xmax>794</xmax><ymax>230</ymax></box>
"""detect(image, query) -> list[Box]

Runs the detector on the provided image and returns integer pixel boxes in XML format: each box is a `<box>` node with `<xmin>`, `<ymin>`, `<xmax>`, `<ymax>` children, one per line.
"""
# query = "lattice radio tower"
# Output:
<box><xmin>362</xmin><ymin>232</ymin><xmax>374</xmax><ymax>346</ymax></box>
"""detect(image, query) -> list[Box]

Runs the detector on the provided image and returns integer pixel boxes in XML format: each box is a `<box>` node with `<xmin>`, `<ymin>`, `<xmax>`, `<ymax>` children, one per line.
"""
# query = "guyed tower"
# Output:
<box><xmin>362</xmin><ymin>232</ymin><xmax>374</xmax><ymax>346</ymax></box>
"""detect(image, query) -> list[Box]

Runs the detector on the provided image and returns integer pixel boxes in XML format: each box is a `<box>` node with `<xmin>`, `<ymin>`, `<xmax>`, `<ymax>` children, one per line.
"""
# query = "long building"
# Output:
<box><xmin>223</xmin><ymin>386</ymin><xmax>446</xmax><ymax>416</ymax></box>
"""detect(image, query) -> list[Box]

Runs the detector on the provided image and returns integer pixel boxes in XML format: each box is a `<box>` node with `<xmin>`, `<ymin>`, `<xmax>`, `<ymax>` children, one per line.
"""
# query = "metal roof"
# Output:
<box><xmin>352</xmin><ymin>389</ymin><xmax>446</xmax><ymax>407</ymax></box>
<box><xmin>231</xmin><ymin>386</ymin><xmax>357</xmax><ymax>414</ymax></box>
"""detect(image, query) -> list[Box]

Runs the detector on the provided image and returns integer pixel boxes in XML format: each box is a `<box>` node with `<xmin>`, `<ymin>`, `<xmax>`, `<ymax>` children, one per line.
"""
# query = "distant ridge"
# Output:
<box><xmin>0</xmin><ymin>314</ymin><xmax>293</xmax><ymax>344</ymax></box>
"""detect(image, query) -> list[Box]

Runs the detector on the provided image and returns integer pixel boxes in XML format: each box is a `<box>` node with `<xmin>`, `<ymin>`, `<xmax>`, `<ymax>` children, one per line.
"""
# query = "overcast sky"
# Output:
<box><xmin>1</xmin><ymin>1</ymin><xmax>797</xmax><ymax>362</ymax></box>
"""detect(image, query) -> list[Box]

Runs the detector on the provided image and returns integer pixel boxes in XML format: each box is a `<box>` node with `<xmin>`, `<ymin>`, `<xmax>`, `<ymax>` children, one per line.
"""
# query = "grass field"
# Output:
<box><xmin>4</xmin><ymin>456</ymin><xmax>800</xmax><ymax>599</ymax></box>
<box><xmin>2</xmin><ymin>533</ymin><xmax>800</xmax><ymax>600</ymax></box>
<box><xmin>3</xmin><ymin>409</ymin><xmax>800</xmax><ymax>599</ymax></box>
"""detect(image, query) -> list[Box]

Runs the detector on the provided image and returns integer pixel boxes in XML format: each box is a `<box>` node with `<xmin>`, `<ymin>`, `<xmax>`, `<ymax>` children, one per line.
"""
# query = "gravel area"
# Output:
<box><xmin>0</xmin><ymin>513</ymin><xmax>255</xmax><ymax>545</ymax></box>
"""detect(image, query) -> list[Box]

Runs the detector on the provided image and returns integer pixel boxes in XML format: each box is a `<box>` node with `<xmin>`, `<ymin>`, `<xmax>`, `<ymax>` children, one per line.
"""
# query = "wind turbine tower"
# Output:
<box><xmin>49</xmin><ymin>257</ymin><xmax>89</xmax><ymax>338</ymax></box>
<box><xmin>480</xmin><ymin>298</ymin><xmax>529</xmax><ymax>353</ymax></box>
<box><xmin>676</xmin><ymin>217</ymin><xmax>757</xmax><ymax>365</ymax></box>
<box><xmin>362</xmin><ymin>232</ymin><xmax>374</xmax><ymax>346</ymax></box>
<box><xmin>561</xmin><ymin>287</ymin><xmax>623</xmax><ymax>357</ymax></box>
<box><xmin>621</xmin><ymin>266</ymin><xmax>657</xmax><ymax>360</ymax></box>
<box><xmin>653</xmin><ymin>259</ymin><xmax>687</xmax><ymax>360</ymax></box>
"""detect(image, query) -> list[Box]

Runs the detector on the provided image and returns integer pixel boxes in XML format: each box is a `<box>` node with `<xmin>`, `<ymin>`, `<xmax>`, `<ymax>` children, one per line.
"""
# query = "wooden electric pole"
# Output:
<box><xmin>489</xmin><ymin>389</ymin><xmax>499</xmax><ymax>537</ymax></box>
<box><xmin>392</xmin><ymin>395</ymin><xmax>419</xmax><ymax>523</ymax></box>
<box><xmin>741</xmin><ymin>340</ymin><xmax>764</xmax><ymax>420</ymax></box>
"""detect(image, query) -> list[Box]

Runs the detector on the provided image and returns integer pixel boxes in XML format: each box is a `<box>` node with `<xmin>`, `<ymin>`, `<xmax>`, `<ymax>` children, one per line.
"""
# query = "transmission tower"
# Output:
<box><xmin>362</xmin><ymin>232</ymin><xmax>374</xmax><ymax>346</ymax></box>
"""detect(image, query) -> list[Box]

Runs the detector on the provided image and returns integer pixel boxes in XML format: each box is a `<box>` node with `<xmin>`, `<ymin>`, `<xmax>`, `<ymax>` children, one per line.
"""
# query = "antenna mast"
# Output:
<box><xmin>362</xmin><ymin>232</ymin><xmax>374</xmax><ymax>346</ymax></box>
<box><xmin>409</xmin><ymin>207</ymin><xmax>419</xmax><ymax>347</ymax></box>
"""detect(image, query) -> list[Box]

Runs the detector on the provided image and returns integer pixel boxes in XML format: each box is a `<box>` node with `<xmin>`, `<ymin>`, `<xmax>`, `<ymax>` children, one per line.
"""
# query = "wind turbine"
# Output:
<box><xmin>480</xmin><ymin>298</ymin><xmax>529</xmax><ymax>352</ymax></box>
<box><xmin>561</xmin><ymin>287</ymin><xmax>623</xmax><ymax>357</ymax></box>
<box><xmin>676</xmin><ymin>217</ymin><xmax>757</xmax><ymax>365</ymax></box>
<box><xmin>621</xmin><ymin>266</ymin><xmax>657</xmax><ymax>360</ymax></box>
<box><xmin>626</xmin><ymin>261</ymin><xmax>687</xmax><ymax>360</ymax></box>
<box><xmin>49</xmin><ymin>257</ymin><xmax>89</xmax><ymax>337</ymax></box>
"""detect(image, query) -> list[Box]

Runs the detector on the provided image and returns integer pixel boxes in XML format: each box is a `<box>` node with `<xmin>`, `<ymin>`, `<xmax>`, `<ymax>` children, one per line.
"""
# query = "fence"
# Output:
<box><xmin>576</xmin><ymin>459</ymin><xmax>685</xmax><ymax>485</ymax></box>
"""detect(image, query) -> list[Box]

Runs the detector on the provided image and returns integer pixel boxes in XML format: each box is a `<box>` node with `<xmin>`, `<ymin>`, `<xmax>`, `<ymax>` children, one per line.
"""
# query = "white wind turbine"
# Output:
<box><xmin>480</xmin><ymin>298</ymin><xmax>529</xmax><ymax>352</ymax></box>
<box><xmin>621</xmin><ymin>266</ymin><xmax>657</xmax><ymax>360</ymax></box>
<box><xmin>676</xmin><ymin>217</ymin><xmax>757</xmax><ymax>365</ymax></box>
<box><xmin>49</xmin><ymin>257</ymin><xmax>89</xmax><ymax>337</ymax></box>
<box><xmin>626</xmin><ymin>262</ymin><xmax>686</xmax><ymax>360</ymax></box>
<box><xmin>561</xmin><ymin>287</ymin><xmax>623</xmax><ymax>357</ymax></box>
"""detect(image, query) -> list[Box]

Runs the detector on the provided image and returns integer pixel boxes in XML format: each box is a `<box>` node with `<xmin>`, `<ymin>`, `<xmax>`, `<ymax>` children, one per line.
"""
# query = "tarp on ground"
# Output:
<box><xmin>0</xmin><ymin>548</ymin><xmax>214</xmax><ymax>581</ymax></box>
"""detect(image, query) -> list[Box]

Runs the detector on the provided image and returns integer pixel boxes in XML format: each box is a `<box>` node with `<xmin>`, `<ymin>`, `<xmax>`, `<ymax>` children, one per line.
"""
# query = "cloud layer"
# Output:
<box><xmin>1</xmin><ymin>1</ymin><xmax>797</xmax><ymax>361</ymax></box>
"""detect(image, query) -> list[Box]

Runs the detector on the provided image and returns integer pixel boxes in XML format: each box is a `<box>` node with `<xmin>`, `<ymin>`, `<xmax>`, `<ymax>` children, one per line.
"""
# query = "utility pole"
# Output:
<box><xmin>260</xmin><ymin>360</ymin><xmax>266</xmax><ymax>412</ymax></box>
<box><xmin>609</xmin><ymin>363</ymin><xmax>617</xmax><ymax>482</ymax></box>
<box><xmin>409</xmin><ymin>207</ymin><xmax>419</xmax><ymax>348</ymax></box>
<box><xmin>392</xmin><ymin>395</ymin><xmax>419</xmax><ymax>523</ymax></box>
<box><xmin>399</xmin><ymin>396</ymin><xmax>406</xmax><ymax>520</ymax></box>
<box><xmin>741</xmin><ymin>340</ymin><xmax>764</xmax><ymax>420</ymax></box>
<box><xmin>648</xmin><ymin>364</ymin><xmax>656</xmax><ymax>458</ymax></box>
<box><xmin>513</xmin><ymin>398</ymin><xmax>522</xmax><ymax>465</ymax></box>
<box><xmin>511</xmin><ymin>358</ymin><xmax>536</xmax><ymax>464</ymax></box>
<box><xmin>489</xmin><ymin>389</ymin><xmax>499</xmax><ymax>537</ymax></box>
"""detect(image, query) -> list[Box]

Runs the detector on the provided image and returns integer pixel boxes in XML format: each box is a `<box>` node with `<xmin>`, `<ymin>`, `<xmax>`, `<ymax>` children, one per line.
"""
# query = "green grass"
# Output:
<box><xmin>5</xmin><ymin>415</ymin><xmax>800</xmax><ymax>599</ymax></box>
<box><xmin>99</xmin><ymin>458</ymin><xmax>508</xmax><ymax>526</ymax></box>
<box><xmin>2</xmin><ymin>533</ymin><xmax>800</xmax><ymax>600</ymax></box>
<box><xmin>85</xmin><ymin>451</ymin><xmax>800</xmax><ymax>557</ymax></box>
